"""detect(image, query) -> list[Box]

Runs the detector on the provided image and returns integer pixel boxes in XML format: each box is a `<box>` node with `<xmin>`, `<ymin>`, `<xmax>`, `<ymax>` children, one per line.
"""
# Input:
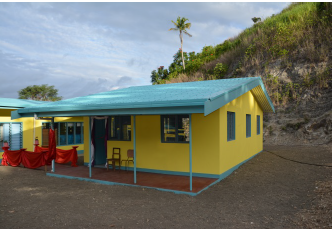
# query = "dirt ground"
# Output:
<box><xmin>1</xmin><ymin>145</ymin><xmax>331</xmax><ymax>228</ymax></box>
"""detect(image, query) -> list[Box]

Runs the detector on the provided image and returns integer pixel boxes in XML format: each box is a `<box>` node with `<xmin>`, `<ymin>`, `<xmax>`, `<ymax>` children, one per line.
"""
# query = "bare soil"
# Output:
<box><xmin>1</xmin><ymin>145</ymin><xmax>331</xmax><ymax>228</ymax></box>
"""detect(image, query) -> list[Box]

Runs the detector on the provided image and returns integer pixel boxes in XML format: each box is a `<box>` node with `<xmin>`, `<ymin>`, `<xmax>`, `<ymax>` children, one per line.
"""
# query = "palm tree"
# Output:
<box><xmin>169</xmin><ymin>17</ymin><xmax>192</xmax><ymax>70</ymax></box>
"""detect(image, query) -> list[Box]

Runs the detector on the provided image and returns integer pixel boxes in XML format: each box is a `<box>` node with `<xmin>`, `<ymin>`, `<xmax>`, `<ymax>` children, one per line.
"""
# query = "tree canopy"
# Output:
<box><xmin>18</xmin><ymin>84</ymin><xmax>62</xmax><ymax>101</ymax></box>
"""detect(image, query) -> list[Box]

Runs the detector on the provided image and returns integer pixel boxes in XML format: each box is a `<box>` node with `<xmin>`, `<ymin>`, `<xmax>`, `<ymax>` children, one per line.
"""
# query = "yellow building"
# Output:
<box><xmin>11</xmin><ymin>77</ymin><xmax>274</xmax><ymax>193</ymax></box>
<box><xmin>0</xmin><ymin>98</ymin><xmax>84</xmax><ymax>162</ymax></box>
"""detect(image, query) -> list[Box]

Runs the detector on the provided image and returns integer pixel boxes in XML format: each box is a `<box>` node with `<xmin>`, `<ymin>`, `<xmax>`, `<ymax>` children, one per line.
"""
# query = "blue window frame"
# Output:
<box><xmin>227</xmin><ymin>112</ymin><xmax>235</xmax><ymax>141</ymax></box>
<box><xmin>42</xmin><ymin>122</ymin><xmax>84</xmax><ymax>146</ymax></box>
<box><xmin>108</xmin><ymin>116</ymin><xmax>131</xmax><ymax>141</ymax></box>
<box><xmin>0</xmin><ymin>122</ymin><xmax>22</xmax><ymax>151</ymax></box>
<box><xmin>246</xmin><ymin>114</ymin><xmax>251</xmax><ymax>138</ymax></box>
<box><xmin>161</xmin><ymin>115</ymin><xmax>189</xmax><ymax>143</ymax></box>
<box><xmin>257</xmin><ymin>115</ymin><xmax>261</xmax><ymax>135</ymax></box>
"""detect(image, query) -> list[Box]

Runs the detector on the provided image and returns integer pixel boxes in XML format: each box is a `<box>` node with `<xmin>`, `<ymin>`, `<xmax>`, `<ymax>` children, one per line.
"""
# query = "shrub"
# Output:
<box><xmin>214</xmin><ymin>63</ymin><xmax>228</xmax><ymax>79</ymax></box>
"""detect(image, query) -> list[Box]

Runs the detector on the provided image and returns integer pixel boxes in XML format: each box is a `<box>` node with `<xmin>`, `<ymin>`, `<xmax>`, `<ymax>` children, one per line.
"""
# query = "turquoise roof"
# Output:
<box><xmin>0</xmin><ymin>97</ymin><xmax>49</xmax><ymax>109</ymax></box>
<box><xmin>12</xmin><ymin>77</ymin><xmax>275</xmax><ymax>119</ymax></box>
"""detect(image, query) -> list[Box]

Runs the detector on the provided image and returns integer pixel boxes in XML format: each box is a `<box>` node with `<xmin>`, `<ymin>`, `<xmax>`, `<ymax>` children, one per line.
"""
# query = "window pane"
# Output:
<box><xmin>121</xmin><ymin>116</ymin><xmax>131</xmax><ymax>141</ymax></box>
<box><xmin>11</xmin><ymin>123</ymin><xmax>21</xmax><ymax>150</ymax></box>
<box><xmin>108</xmin><ymin>116</ymin><xmax>131</xmax><ymax>141</ymax></box>
<box><xmin>59</xmin><ymin>123</ymin><xmax>67</xmax><ymax>145</ymax></box>
<box><xmin>227</xmin><ymin>112</ymin><xmax>235</xmax><ymax>141</ymax></box>
<box><xmin>257</xmin><ymin>115</ymin><xmax>260</xmax><ymax>135</ymax></box>
<box><xmin>163</xmin><ymin>116</ymin><xmax>176</xmax><ymax>142</ymax></box>
<box><xmin>109</xmin><ymin>116</ymin><xmax>120</xmax><ymax>140</ymax></box>
<box><xmin>177</xmin><ymin>115</ymin><xmax>189</xmax><ymax>142</ymax></box>
<box><xmin>81</xmin><ymin>123</ymin><xmax>84</xmax><ymax>142</ymax></box>
<box><xmin>68</xmin><ymin>123</ymin><xmax>74</xmax><ymax>144</ymax></box>
<box><xmin>42</xmin><ymin>123</ymin><xmax>50</xmax><ymax>146</ymax></box>
<box><xmin>0</xmin><ymin>124</ymin><xmax>3</xmax><ymax>146</ymax></box>
<box><xmin>75</xmin><ymin>123</ymin><xmax>82</xmax><ymax>144</ymax></box>
<box><xmin>54</xmin><ymin>123</ymin><xmax>59</xmax><ymax>146</ymax></box>
<box><xmin>246</xmin><ymin>114</ymin><xmax>251</xmax><ymax>138</ymax></box>
<box><xmin>109</xmin><ymin>116</ymin><xmax>115</xmax><ymax>139</ymax></box>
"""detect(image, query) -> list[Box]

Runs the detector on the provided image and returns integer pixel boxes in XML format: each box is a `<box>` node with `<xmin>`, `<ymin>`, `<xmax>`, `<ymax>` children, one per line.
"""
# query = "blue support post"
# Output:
<box><xmin>51</xmin><ymin>118</ymin><xmax>55</xmax><ymax>173</ymax></box>
<box><xmin>189</xmin><ymin>114</ymin><xmax>192</xmax><ymax>191</ymax></box>
<box><xmin>89</xmin><ymin>117</ymin><xmax>92</xmax><ymax>178</ymax></box>
<box><xmin>133</xmin><ymin>115</ymin><xmax>137</xmax><ymax>184</ymax></box>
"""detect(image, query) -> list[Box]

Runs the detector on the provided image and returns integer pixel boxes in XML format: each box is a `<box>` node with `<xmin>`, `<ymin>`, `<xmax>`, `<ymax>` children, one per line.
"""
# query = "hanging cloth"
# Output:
<box><xmin>89</xmin><ymin>116</ymin><xmax>108</xmax><ymax>167</ymax></box>
<box><xmin>47</xmin><ymin>128</ymin><xmax>57</xmax><ymax>165</ymax></box>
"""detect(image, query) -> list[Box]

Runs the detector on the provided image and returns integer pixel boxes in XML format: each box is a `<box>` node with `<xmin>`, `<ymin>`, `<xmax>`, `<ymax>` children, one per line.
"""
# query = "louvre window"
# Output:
<box><xmin>227</xmin><ymin>112</ymin><xmax>236</xmax><ymax>141</ymax></box>
<box><xmin>0</xmin><ymin>123</ymin><xmax>22</xmax><ymax>150</ymax></box>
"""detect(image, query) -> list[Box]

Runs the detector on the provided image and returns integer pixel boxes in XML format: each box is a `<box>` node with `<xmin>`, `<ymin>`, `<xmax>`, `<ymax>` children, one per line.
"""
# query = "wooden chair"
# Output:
<box><xmin>107</xmin><ymin>148</ymin><xmax>121</xmax><ymax>171</ymax></box>
<box><xmin>121</xmin><ymin>149</ymin><xmax>134</xmax><ymax>171</ymax></box>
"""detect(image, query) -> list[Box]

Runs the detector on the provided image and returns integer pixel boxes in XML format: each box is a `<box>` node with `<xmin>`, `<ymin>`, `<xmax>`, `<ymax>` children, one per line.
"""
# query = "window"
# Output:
<box><xmin>161</xmin><ymin>115</ymin><xmax>189</xmax><ymax>143</ymax></box>
<box><xmin>246</xmin><ymin>114</ymin><xmax>251</xmax><ymax>138</ymax></box>
<box><xmin>0</xmin><ymin>123</ymin><xmax>22</xmax><ymax>151</ymax></box>
<box><xmin>59</xmin><ymin>123</ymin><xmax>67</xmax><ymax>145</ymax></box>
<box><xmin>42</xmin><ymin>122</ymin><xmax>83</xmax><ymax>146</ymax></box>
<box><xmin>108</xmin><ymin>116</ymin><xmax>131</xmax><ymax>141</ymax></box>
<box><xmin>75</xmin><ymin>123</ymin><xmax>83</xmax><ymax>144</ymax></box>
<box><xmin>227</xmin><ymin>112</ymin><xmax>235</xmax><ymax>141</ymax></box>
<box><xmin>257</xmin><ymin>115</ymin><xmax>261</xmax><ymax>135</ymax></box>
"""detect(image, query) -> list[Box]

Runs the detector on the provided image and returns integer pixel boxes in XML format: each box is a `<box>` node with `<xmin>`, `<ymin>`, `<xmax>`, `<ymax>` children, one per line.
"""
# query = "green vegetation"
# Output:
<box><xmin>18</xmin><ymin>84</ymin><xmax>62</xmax><ymax>101</ymax></box>
<box><xmin>151</xmin><ymin>2</ymin><xmax>332</xmax><ymax>107</ymax></box>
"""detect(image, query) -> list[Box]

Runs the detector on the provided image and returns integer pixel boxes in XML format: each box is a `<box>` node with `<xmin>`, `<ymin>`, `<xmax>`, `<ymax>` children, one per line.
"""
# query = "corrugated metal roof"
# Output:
<box><xmin>0</xmin><ymin>97</ymin><xmax>49</xmax><ymax>109</ymax></box>
<box><xmin>14</xmin><ymin>77</ymin><xmax>275</xmax><ymax>117</ymax></box>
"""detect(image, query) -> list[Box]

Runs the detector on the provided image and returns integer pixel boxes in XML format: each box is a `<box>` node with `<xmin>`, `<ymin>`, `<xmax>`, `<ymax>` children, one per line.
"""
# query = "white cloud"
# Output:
<box><xmin>0</xmin><ymin>2</ymin><xmax>287</xmax><ymax>99</ymax></box>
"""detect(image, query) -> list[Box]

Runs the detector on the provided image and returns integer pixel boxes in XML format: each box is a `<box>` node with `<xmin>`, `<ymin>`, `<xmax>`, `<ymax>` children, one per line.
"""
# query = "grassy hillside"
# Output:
<box><xmin>151</xmin><ymin>2</ymin><xmax>332</xmax><ymax>144</ymax></box>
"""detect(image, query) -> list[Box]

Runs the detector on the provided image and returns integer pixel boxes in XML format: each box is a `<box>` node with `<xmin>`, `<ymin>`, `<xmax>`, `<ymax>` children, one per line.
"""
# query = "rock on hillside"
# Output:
<box><xmin>243</xmin><ymin>60</ymin><xmax>332</xmax><ymax>145</ymax></box>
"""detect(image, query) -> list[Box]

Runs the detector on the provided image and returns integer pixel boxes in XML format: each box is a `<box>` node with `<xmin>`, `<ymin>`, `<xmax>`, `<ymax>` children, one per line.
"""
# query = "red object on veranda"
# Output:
<box><xmin>34</xmin><ymin>145</ymin><xmax>78</xmax><ymax>167</ymax></box>
<box><xmin>21</xmin><ymin>149</ymin><xmax>47</xmax><ymax>169</ymax></box>
<box><xmin>1</xmin><ymin>147</ymin><xmax>21</xmax><ymax>166</ymax></box>
<box><xmin>47</xmin><ymin>129</ymin><xmax>57</xmax><ymax>165</ymax></box>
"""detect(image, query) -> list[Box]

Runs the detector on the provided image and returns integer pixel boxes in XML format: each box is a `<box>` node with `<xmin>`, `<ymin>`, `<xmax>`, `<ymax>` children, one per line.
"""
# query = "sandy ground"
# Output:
<box><xmin>0</xmin><ymin>145</ymin><xmax>331</xmax><ymax>228</ymax></box>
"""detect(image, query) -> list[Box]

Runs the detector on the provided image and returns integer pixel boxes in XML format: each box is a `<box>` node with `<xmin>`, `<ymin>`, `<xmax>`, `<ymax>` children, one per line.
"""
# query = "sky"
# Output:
<box><xmin>0</xmin><ymin>2</ymin><xmax>289</xmax><ymax>99</ymax></box>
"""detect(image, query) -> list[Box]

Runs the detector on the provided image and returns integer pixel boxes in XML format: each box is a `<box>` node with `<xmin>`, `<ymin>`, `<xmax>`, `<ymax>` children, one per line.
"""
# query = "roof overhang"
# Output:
<box><xmin>204</xmin><ymin>78</ymin><xmax>275</xmax><ymax>115</ymax></box>
<box><xmin>0</xmin><ymin>106</ymin><xmax>23</xmax><ymax>110</ymax></box>
<box><xmin>11</xmin><ymin>105</ymin><xmax>205</xmax><ymax>120</ymax></box>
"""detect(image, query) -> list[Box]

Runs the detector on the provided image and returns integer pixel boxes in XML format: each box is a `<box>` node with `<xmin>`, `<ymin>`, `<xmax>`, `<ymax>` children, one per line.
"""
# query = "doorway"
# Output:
<box><xmin>94</xmin><ymin>119</ymin><xmax>107</xmax><ymax>165</ymax></box>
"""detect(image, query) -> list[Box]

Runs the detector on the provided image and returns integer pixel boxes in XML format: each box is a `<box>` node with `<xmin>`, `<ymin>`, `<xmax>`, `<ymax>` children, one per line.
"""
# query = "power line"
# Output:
<box><xmin>264</xmin><ymin>150</ymin><xmax>332</xmax><ymax>168</ymax></box>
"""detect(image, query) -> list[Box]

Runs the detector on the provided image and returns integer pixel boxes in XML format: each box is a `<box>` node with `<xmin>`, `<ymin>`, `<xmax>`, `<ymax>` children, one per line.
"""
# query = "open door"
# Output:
<box><xmin>93</xmin><ymin>119</ymin><xmax>107</xmax><ymax>165</ymax></box>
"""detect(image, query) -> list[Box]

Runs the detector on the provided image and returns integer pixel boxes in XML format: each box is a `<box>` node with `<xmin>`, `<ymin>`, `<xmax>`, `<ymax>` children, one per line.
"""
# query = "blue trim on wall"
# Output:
<box><xmin>84</xmin><ymin>149</ymin><xmax>263</xmax><ymax>182</ymax></box>
<box><xmin>77</xmin><ymin>150</ymin><xmax>84</xmax><ymax>155</ymax></box>
<box><xmin>71</xmin><ymin>150</ymin><xmax>263</xmax><ymax>195</ymax></box>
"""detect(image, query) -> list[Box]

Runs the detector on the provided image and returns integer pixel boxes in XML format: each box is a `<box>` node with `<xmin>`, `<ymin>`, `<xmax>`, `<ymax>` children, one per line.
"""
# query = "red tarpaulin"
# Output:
<box><xmin>1</xmin><ymin>148</ymin><xmax>47</xmax><ymax>169</ymax></box>
<box><xmin>34</xmin><ymin>145</ymin><xmax>78</xmax><ymax>167</ymax></box>
<box><xmin>1</xmin><ymin>148</ymin><xmax>22</xmax><ymax>167</ymax></box>
<box><xmin>21</xmin><ymin>150</ymin><xmax>47</xmax><ymax>169</ymax></box>
<box><xmin>48</xmin><ymin>129</ymin><xmax>57</xmax><ymax>165</ymax></box>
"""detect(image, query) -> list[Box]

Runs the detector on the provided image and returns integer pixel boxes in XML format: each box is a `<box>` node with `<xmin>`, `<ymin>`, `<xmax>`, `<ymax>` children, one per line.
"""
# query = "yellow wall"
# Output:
<box><xmin>83</xmin><ymin>113</ymin><xmax>220</xmax><ymax>175</ymax></box>
<box><xmin>82</xmin><ymin>90</ymin><xmax>264</xmax><ymax>176</ymax></box>
<box><xmin>219</xmin><ymin>90</ymin><xmax>263</xmax><ymax>174</ymax></box>
<box><xmin>1</xmin><ymin>109</ymin><xmax>84</xmax><ymax>158</ymax></box>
